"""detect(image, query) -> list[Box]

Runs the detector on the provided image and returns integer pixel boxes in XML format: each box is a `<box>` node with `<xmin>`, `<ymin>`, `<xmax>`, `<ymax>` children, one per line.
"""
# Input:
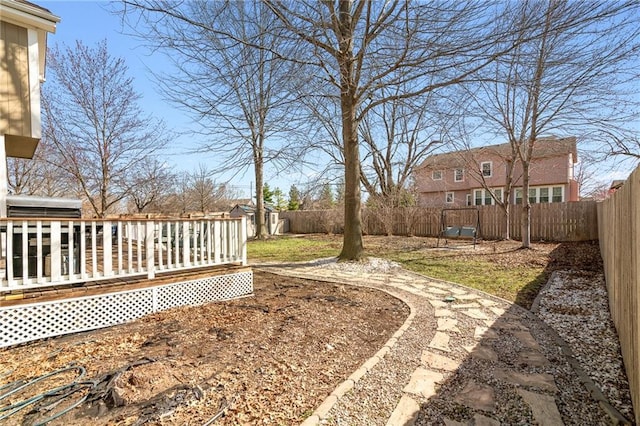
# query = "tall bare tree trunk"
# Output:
<box><xmin>337</xmin><ymin>1</ymin><xmax>363</xmax><ymax>260</ymax></box>
<box><xmin>340</xmin><ymin>110</ymin><xmax>364</xmax><ymax>259</ymax></box>
<box><xmin>521</xmin><ymin>161</ymin><xmax>531</xmax><ymax>248</ymax></box>
<box><xmin>504</xmin><ymin>202</ymin><xmax>511</xmax><ymax>240</ymax></box>
<box><xmin>254</xmin><ymin>152</ymin><xmax>268</xmax><ymax>240</ymax></box>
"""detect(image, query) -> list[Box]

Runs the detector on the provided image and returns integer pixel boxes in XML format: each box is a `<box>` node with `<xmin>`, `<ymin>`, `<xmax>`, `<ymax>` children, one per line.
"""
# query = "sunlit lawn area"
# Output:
<box><xmin>248</xmin><ymin>234</ymin><xmax>551</xmax><ymax>306</ymax></box>
<box><xmin>386</xmin><ymin>252</ymin><xmax>545</xmax><ymax>303</ymax></box>
<box><xmin>248</xmin><ymin>235</ymin><xmax>341</xmax><ymax>262</ymax></box>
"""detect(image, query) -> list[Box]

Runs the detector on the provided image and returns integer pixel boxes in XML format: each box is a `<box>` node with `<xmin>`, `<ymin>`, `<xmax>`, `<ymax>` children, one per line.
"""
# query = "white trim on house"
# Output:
<box><xmin>0</xmin><ymin>135</ymin><xmax>6</xmax><ymax>217</ymax></box>
<box><xmin>514</xmin><ymin>185</ymin><xmax>565</xmax><ymax>204</ymax></box>
<box><xmin>27</xmin><ymin>28</ymin><xmax>41</xmax><ymax>138</ymax></box>
<box><xmin>568</xmin><ymin>153</ymin><xmax>574</xmax><ymax>180</ymax></box>
<box><xmin>0</xmin><ymin>1</ymin><xmax>60</xmax><ymax>33</ymax></box>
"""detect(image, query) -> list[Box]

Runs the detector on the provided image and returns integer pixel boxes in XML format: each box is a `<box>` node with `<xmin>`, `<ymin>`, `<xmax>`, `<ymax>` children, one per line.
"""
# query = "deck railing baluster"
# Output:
<box><xmin>0</xmin><ymin>218</ymin><xmax>246</xmax><ymax>291</ymax></box>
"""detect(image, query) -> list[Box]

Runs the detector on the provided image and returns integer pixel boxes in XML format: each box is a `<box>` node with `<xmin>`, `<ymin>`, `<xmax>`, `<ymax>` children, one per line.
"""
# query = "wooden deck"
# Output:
<box><xmin>0</xmin><ymin>263</ymin><xmax>250</xmax><ymax>307</ymax></box>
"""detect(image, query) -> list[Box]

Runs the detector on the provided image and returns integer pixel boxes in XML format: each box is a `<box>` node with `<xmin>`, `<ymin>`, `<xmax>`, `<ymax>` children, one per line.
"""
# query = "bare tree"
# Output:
<box><xmin>7</xmin><ymin>158</ymin><xmax>41</xmax><ymax>196</ymax></box>
<box><xmin>601</xmin><ymin>132</ymin><xmax>640</xmax><ymax>161</ymax></box>
<box><xmin>359</xmin><ymin>89</ymin><xmax>448</xmax><ymax>203</ymax></box>
<box><xmin>463</xmin><ymin>0</ymin><xmax>640</xmax><ymax>248</ymax></box>
<box><xmin>7</xmin><ymin>139</ymin><xmax>75</xmax><ymax>198</ymax></box>
<box><xmin>186</xmin><ymin>164</ymin><xmax>236</xmax><ymax>213</ymax></box>
<box><xmin>263</xmin><ymin>1</ymin><xmax>514</xmax><ymax>259</ymax></box>
<box><xmin>42</xmin><ymin>40</ymin><xmax>169</xmax><ymax>217</ymax></box>
<box><xmin>128</xmin><ymin>158</ymin><xmax>175</xmax><ymax>213</ymax></box>
<box><xmin>118</xmin><ymin>1</ymin><xmax>304</xmax><ymax>238</ymax></box>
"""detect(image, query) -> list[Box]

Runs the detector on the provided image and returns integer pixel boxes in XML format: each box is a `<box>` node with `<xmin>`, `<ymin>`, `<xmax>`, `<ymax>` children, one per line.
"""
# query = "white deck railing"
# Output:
<box><xmin>0</xmin><ymin>217</ymin><xmax>247</xmax><ymax>291</ymax></box>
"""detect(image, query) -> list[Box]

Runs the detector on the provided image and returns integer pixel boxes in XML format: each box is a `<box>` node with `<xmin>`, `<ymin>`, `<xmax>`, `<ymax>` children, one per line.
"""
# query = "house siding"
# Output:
<box><xmin>416</xmin><ymin>139</ymin><xmax>579</xmax><ymax>207</ymax></box>
<box><xmin>0</xmin><ymin>21</ymin><xmax>31</xmax><ymax>138</ymax></box>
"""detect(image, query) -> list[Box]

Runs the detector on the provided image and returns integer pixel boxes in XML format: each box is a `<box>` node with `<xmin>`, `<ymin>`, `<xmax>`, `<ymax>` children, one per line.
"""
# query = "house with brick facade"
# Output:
<box><xmin>414</xmin><ymin>136</ymin><xmax>580</xmax><ymax>208</ymax></box>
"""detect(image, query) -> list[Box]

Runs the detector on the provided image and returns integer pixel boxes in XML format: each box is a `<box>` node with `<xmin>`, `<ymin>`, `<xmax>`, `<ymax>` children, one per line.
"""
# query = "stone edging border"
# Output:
<box><xmin>252</xmin><ymin>266</ymin><xmax>416</xmax><ymax>426</ymax></box>
<box><xmin>256</xmin><ymin>263</ymin><xmax>632</xmax><ymax>425</ymax></box>
<box><xmin>530</xmin><ymin>271</ymin><xmax>631</xmax><ymax>425</ymax></box>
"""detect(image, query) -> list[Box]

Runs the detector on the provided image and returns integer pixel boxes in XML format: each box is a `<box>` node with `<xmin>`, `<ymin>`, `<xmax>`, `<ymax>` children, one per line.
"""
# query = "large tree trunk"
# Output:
<box><xmin>338</xmin><ymin>90</ymin><xmax>364</xmax><ymax>260</ymax></box>
<box><xmin>337</xmin><ymin>1</ymin><xmax>363</xmax><ymax>261</ymax></box>
<box><xmin>254</xmin><ymin>155</ymin><xmax>268</xmax><ymax>240</ymax></box>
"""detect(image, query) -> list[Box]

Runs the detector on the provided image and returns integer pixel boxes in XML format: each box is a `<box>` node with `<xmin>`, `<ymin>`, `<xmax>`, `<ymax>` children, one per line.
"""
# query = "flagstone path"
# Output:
<box><xmin>255</xmin><ymin>259</ymin><xmax>615</xmax><ymax>425</ymax></box>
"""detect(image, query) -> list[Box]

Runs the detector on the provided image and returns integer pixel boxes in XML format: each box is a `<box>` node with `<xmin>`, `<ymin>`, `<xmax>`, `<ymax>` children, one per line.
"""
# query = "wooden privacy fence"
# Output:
<box><xmin>280</xmin><ymin>201</ymin><xmax>598</xmax><ymax>242</ymax></box>
<box><xmin>598</xmin><ymin>165</ymin><xmax>640</xmax><ymax>425</ymax></box>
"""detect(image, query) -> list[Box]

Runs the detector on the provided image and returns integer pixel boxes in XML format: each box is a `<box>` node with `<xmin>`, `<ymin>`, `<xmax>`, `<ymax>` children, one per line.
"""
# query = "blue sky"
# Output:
<box><xmin>39</xmin><ymin>1</ymin><xmax>303</xmax><ymax>200</ymax></box>
<box><xmin>38</xmin><ymin>1</ymin><xmax>638</xmax><ymax>199</ymax></box>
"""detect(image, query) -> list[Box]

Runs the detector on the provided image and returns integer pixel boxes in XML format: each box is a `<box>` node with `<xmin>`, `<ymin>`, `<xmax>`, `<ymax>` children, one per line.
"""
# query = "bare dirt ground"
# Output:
<box><xmin>0</xmin><ymin>271</ymin><xmax>408</xmax><ymax>425</ymax></box>
<box><xmin>0</xmin><ymin>238</ymin><xmax>604</xmax><ymax>424</ymax></box>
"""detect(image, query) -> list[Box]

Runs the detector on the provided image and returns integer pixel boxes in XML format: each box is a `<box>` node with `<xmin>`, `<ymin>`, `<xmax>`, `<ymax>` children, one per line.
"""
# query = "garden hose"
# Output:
<box><xmin>0</xmin><ymin>365</ymin><xmax>93</xmax><ymax>424</ymax></box>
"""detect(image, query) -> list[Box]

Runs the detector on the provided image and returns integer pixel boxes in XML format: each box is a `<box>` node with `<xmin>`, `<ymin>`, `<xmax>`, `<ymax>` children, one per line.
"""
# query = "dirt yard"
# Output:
<box><xmin>0</xmin><ymin>271</ymin><xmax>408</xmax><ymax>425</ymax></box>
<box><xmin>1</xmin><ymin>238</ymin><xmax>603</xmax><ymax>424</ymax></box>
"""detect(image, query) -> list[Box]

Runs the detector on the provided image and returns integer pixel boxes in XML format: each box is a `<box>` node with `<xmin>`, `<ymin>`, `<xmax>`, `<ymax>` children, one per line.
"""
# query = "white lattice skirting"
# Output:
<box><xmin>0</xmin><ymin>271</ymin><xmax>253</xmax><ymax>348</ymax></box>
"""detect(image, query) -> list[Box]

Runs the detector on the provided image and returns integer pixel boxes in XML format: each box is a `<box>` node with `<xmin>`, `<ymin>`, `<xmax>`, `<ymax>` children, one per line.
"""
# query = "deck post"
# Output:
<box><xmin>146</xmin><ymin>221</ymin><xmax>155</xmax><ymax>279</ymax></box>
<box><xmin>240</xmin><ymin>217</ymin><xmax>247</xmax><ymax>265</ymax></box>
<box><xmin>50</xmin><ymin>221</ymin><xmax>62</xmax><ymax>282</ymax></box>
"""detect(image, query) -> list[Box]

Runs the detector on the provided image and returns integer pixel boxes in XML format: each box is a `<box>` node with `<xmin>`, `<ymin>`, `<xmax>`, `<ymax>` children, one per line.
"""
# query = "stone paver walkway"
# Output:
<box><xmin>256</xmin><ymin>260</ymin><xmax>609</xmax><ymax>425</ymax></box>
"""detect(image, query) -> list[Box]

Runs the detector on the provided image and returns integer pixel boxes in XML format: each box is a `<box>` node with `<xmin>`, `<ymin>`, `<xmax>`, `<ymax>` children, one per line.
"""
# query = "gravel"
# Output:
<box><xmin>294</xmin><ymin>257</ymin><xmax>634</xmax><ymax>425</ymax></box>
<box><xmin>535</xmin><ymin>270</ymin><xmax>635</xmax><ymax>421</ymax></box>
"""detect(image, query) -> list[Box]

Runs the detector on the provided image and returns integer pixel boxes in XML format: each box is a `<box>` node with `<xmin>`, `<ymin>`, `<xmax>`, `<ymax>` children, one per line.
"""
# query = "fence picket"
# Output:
<box><xmin>598</xmin><ymin>165</ymin><xmax>640</xmax><ymax>424</ymax></box>
<box><xmin>280</xmin><ymin>201</ymin><xmax>598</xmax><ymax>242</ymax></box>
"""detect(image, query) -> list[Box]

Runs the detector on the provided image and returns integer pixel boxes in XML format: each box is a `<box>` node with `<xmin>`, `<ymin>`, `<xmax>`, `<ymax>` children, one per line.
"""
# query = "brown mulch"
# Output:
<box><xmin>0</xmin><ymin>271</ymin><xmax>409</xmax><ymax>425</ymax></box>
<box><xmin>0</xmin><ymin>236</ymin><xmax>603</xmax><ymax>424</ymax></box>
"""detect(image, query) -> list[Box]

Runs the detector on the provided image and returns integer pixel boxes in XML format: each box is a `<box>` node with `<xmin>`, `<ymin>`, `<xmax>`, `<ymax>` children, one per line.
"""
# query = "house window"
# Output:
<box><xmin>552</xmin><ymin>186</ymin><xmax>563</xmax><ymax>202</ymax></box>
<box><xmin>454</xmin><ymin>168</ymin><xmax>464</xmax><ymax>182</ymax></box>
<box><xmin>481</xmin><ymin>161</ymin><xmax>492</xmax><ymax>178</ymax></box>
<box><xmin>519</xmin><ymin>186</ymin><xmax>563</xmax><ymax>204</ymax></box>
<box><xmin>540</xmin><ymin>187</ymin><xmax>549</xmax><ymax>203</ymax></box>
<box><xmin>484</xmin><ymin>190</ymin><xmax>493</xmax><ymax>205</ymax></box>
<box><xmin>466</xmin><ymin>194</ymin><xmax>472</xmax><ymax>206</ymax></box>
<box><xmin>473</xmin><ymin>188</ymin><xmax>502</xmax><ymax>205</ymax></box>
<box><xmin>446</xmin><ymin>192</ymin><xmax>454</xmax><ymax>203</ymax></box>
<box><xmin>515</xmin><ymin>189</ymin><xmax>523</xmax><ymax>204</ymax></box>
<box><xmin>432</xmin><ymin>170</ymin><xmax>442</xmax><ymax>180</ymax></box>
<box><xmin>474</xmin><ymin>190</ymin><xmax>482</xmax><ymax>206</ymax></box>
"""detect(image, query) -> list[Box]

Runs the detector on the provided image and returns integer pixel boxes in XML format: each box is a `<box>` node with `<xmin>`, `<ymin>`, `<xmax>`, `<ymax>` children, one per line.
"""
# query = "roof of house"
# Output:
<box><xmin>609</xmin><ymin>180</ymin><xmax>625</xmax><ymax>190</ymax></box>
<box><xmin>418</xmin><ymin>136</ymin><xmax>578</xmax><ymax>170</ymax></box>
<box><xmin>14</xmin><ymin>0</ymin><xmax>53</xmax><ymax>13</ymax></box>
<box><xmin>0</xmin><ymin>0</ymin><xmax>60</xmax><ymax>30</ymax></box>
<box><xmin>231</xmin><ymin>204</ymin><xmax>274</xmax><ymax>214</ymax></box>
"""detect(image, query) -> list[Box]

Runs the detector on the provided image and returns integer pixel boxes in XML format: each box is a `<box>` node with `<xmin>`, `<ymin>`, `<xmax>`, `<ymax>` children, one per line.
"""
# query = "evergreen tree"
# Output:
<box><xmin>272</xmin><ymin>187</ymin><xmax>287</xmax><ymax>211</ymax></box>
<box><xmin>318</xmin><ymin>183</ymin><xmax>334</xmax><ymax>209</ymax></box>
<box><xmin>288</xmin><ymin>185</ymin><xmax>301</xmax><ymax>211</ymax></box>
<box><xmin>263</xmin><ymin>183</ymin><xmax>274</xmax><ymax>204</ymax></box>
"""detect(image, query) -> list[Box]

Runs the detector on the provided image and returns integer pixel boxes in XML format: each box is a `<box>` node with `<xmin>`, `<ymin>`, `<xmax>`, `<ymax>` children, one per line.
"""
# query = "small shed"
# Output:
<box><xmin>230</xmin><ymin>204</ymin><xmax>281</xmax><ymax>237</ymax></box>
